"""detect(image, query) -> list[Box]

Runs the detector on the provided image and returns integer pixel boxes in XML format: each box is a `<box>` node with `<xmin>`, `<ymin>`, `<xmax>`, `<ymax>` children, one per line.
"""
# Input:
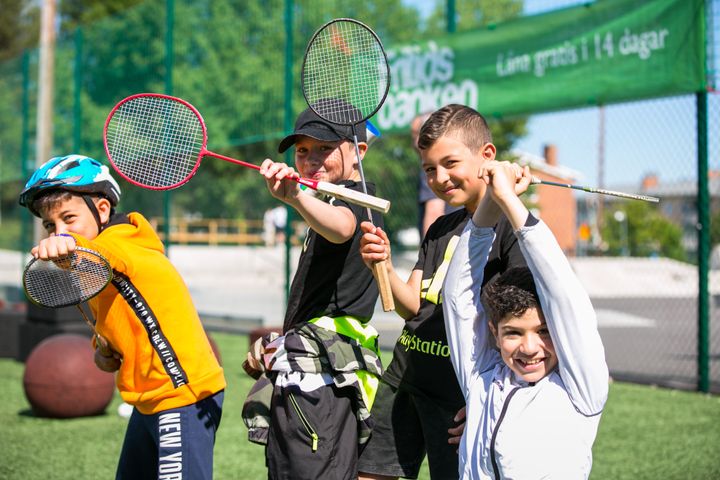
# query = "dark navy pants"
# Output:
<box><xmin>116</xmin><ymin>390</ymin><xmax>224</xmax><ymax>480</ymax></box>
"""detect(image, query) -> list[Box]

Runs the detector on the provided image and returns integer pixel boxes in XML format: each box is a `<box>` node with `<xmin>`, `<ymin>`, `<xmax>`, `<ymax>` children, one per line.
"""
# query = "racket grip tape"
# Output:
<box><xmin>95</xmin><ymin>335</ymin><xmax>114</xmax><ymax>358</ymax></box>
<box><xmin>372</xmin><ymin>260</ymin><xmax>395</xmax><ymax>312</ymax></box>
<box><xmin>314</xmin><ymin>181</ymin><xmax>391</xmax><ymax>213</ymax></box>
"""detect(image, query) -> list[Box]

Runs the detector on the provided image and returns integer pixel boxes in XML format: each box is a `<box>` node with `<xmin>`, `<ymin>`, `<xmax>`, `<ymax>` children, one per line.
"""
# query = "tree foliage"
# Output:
<box><xmin>711</xmin><ymin>207</ymin><xmax>720</xmax><ymax>247</ymax></box>
<box><xmin>424</xmin><ymin>0</ymin><xmax>523</xmax><ymax>34</ymax></box>
<box><xmin>0</xmin><ymin>0</ymin><xmax>39</xmax><ymax>61</ymax></box>
<box><xmin>601</xmin><ymin>201</ymin><xmax>685</xmax><ymax>261</ymax></box>
<box><xmin>59</xmin><ymin>0</ymin><xmax>147</xmax><ymax>29</ymax></box>
<box><xmin>2</xmin><ymin>0</ymin><xmax>530</xmax><ymax>245</ymax></box>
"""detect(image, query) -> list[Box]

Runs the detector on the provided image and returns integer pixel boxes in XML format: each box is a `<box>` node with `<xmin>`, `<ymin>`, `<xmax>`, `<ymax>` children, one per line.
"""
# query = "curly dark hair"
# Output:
<box><xmin>482</xmin><ymin>267</ymin><xmax>540</xmax><ymax>327</ymax></box>
<box><xmin>417</xmin><ymin>104</ymin><xmax>492</xmax><ymax>153</ymax></box>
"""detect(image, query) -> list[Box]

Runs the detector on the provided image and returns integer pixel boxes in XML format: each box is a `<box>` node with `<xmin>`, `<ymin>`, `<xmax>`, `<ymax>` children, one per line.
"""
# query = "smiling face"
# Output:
<box><xmin>420</xmin><ymin>134</ymin><xmax>496</xmax><ymax>212</ymax></box>
<box><xmin>489</xmin><ymin>308</ymin><xmax>558</xmax><ymax>383</ymax></box>
<box><xmin>293</xmin><ymin>136</ymin><xmax>364</xmax><ymax>184</ymax></box>
<box><xmin>38</xmin><ymin>193</ymin><xmax>110</xmax><ymax>240</ymax></box>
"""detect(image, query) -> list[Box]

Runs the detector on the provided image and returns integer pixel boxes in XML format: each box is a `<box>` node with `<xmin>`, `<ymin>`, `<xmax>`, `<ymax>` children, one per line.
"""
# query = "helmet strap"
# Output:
<box><xmin>81</xmin><ymin>195</ymin><xmax>105</xmax><ymax>233</ymax></box>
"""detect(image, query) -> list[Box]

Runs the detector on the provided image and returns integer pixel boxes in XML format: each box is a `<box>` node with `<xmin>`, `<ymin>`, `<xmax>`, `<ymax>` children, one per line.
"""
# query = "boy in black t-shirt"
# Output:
<box><xmin>358</xmin><ymin>104</ymin><xmax>527</xmax><ymax>480</ymax></box>
<box><xmin>243</xmin><ymin>100</ymin><xmax>384</xmax><ymax>480</ymax></box>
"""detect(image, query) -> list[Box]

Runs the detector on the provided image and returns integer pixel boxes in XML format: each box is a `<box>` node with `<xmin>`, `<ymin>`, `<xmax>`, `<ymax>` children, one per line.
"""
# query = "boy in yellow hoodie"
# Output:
<box><xmin>20</xmin><ymin>154</ymin><xmax>226</xmax><ymax>480</ymax></box>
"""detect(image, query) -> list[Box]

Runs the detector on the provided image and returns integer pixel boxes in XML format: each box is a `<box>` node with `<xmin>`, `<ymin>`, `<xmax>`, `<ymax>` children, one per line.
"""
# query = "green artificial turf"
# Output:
<box><xmin>1</xmin><ymin>332</ymin><xmax>718</xmax><ymax>479</ymax></box>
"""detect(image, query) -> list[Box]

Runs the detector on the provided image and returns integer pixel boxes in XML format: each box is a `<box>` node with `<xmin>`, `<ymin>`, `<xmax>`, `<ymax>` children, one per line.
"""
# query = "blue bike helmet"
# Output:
<box><xmin>19</xmin><ymin>155</ymin><xmax>121</xmax><ymax>219</ymax></box>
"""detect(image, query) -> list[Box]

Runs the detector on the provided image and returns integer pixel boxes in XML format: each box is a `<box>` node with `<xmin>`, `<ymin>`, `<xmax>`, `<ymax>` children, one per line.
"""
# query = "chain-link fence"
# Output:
<box><xmin>517</xmin><ymin>0</ymin><xmax>719</xmax><ymax>394</ymax></box>
<box><xmin>0</xmin><ymin>0</ymin><xmax>717</xmax><ymax>392</ymax></box>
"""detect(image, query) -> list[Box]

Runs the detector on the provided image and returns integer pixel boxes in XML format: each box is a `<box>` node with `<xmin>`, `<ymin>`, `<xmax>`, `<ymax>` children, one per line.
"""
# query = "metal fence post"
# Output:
<box><xmin>73</xmin><ymin>27</ymin><xmax>82</xmax><ymax>152</ymax></box>
<box><xmin>163</xmin><ymin>0</ymin><xmax>175</xmax><ymax>252</ymax></box>
<box><xmin>447</xmin><ymin>0</ymin><xmax>456</xmax><ymax>33</ymax></box>
<box><xmin>283</xmin><ymin>0</ymin><xmax>294</xmax><ymax>308</ymax></box>
<box><xmin>697</xmin><ymin>90</ymin><xmax>710</xmax><ymax>393</ymax></box>
<box><xmin>20</xmin><ymin>50</ymin><xmax>31</xmax><ymax>255</ymax></box>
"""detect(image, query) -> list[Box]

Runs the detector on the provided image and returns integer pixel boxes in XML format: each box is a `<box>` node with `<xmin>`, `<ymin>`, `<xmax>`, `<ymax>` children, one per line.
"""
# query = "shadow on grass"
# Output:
<box><xmin>17</xmin><ymin>408</ymin><xmax>115</xmax><ymax>419</ymax></box>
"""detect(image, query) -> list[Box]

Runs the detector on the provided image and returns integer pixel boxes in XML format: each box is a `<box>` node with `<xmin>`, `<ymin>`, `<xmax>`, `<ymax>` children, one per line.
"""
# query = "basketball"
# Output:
<box><xmin>23</xmin><ymin>334</ymin><xmax>115</xmax><ymax>418</ymax></box>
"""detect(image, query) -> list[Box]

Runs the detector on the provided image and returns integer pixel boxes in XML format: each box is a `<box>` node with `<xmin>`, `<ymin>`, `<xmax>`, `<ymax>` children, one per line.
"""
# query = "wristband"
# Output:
<box><xmin>56</xmin><ymin>233</ymin><xmax>77</xmax><ymax>248</ymax></box>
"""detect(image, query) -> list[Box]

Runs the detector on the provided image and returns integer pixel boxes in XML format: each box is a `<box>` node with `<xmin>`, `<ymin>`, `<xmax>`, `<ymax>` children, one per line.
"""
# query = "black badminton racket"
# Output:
<box><xmin>531</xmin><ymin>176</ymin><xmax>659</xmax><ymax>202</ymax></box>
<box><xmin>23</xmin><ymin>247</ymin><xmax>114</xmax><ymax>355</ymax></box>
<box><xmin>302</xmin><ymin>18</ymin><xmax>394</xmax><ymax>311</ymax></box>
<box><xmin>103</xmin><ymin>93</ymin><xmax>390</xmax><ymax>214</ymax></box>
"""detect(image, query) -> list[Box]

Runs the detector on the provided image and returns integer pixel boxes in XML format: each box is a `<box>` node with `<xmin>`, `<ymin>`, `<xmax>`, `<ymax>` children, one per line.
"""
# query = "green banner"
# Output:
<box><xmin>376</xmin><ymin>0</ymin><xmax>705</xmax><ymax>130</ymax></box>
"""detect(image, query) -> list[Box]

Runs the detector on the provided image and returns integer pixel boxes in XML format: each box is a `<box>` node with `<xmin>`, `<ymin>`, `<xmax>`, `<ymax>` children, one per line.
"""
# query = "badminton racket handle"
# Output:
<box><xmin>372</xmin><ymin>260</ymin><xmax>395</xmax><ymax>312</ymax></box>
<box><xmin>312</xmin><ymin>181</ymin><xmax>391</xmax><ymax>213</ymax></box>
<box><xmin>95</xmin><ymin>334</ymin><xmax>113</xmax><ymax>358</ymax></box>
<box><xmin>206</xmin><ymin>152</ymin><xmax>391</xmax><ymax>212</ymax></box>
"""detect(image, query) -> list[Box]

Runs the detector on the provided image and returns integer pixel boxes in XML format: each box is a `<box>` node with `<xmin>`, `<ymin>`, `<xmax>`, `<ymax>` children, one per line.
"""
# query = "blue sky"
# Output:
<box><xmin>513</xmin><ymin>96</ymin><xmax>700</xmax><ymax>188</ymax></box>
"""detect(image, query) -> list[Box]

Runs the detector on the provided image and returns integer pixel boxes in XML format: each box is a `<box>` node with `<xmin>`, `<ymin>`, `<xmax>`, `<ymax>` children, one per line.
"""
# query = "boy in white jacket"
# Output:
<box><xmin>442</xmin><ymin>161</ymin><xmax>609</xmax><ymax>479</ymax></box>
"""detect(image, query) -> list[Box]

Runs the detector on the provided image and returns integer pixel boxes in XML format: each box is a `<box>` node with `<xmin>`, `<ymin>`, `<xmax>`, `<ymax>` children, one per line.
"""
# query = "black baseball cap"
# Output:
<box><xmin>278</xmin><ymin>100</ymin><xmax>367</xmax><ymax>153</ymax></box>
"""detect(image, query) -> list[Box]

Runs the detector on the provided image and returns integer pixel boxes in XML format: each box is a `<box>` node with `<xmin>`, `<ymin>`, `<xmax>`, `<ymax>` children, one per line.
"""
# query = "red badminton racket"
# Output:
<box><xmin>103</xmin><ymin>93</ymin><xmax>390</xmax><ymax>213</ymax></box>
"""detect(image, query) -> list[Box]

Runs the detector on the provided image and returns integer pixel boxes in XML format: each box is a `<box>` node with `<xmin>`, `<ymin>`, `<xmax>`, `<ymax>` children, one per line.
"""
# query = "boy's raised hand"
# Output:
<box><xmin>478</xmin><ymin>161</ymin><xmax>531</xmax><ymax>201</ymax></box>
<box><xmin>478</xmin><ymin>161</ymin><xmax>533</xmax><ymax>231</ymax></box>
<box><xmin>31</xmin><ymin>233</ymin><xmax>77</xmax><ymax>260</ymax></box>
<box><xmin>473</xmin><ymin>161</ymin><xmax>526</xmax><ymax>227</ymax></box>
<box><xmin>359</xmin><ymin>221</ymin><xmax>391</xmax><ymax>270</ymax></box>
<box><xmin>260</xmin><ymin>159</ymin><xmax>300</xmax><ymax>203</ymax></box>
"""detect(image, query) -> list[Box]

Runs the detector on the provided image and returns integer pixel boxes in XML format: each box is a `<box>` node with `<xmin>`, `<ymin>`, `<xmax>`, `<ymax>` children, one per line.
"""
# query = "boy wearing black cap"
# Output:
<box><xmin>243</xmin><ymin>100</ymin><xmax>385</xmax><ymax>480</ymax></box>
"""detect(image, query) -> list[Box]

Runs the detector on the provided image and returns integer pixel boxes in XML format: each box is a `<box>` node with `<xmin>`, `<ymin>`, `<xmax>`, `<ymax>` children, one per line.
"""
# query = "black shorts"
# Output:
<box><xmin>358</xmin><ymin>381</ymin><xmax>462</xmax><ymax>479</ymax></box>
<box><xmin>266</xmin><ymin>382</ymin><xmax>358</xmax><ymax>480</ymax></box>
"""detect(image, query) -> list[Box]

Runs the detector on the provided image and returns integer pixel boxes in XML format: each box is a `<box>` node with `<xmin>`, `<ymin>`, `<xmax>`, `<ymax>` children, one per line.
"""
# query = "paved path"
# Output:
<box><xmin>167</xmin><ymin>245</ymin><xmax>410</xmax><ymax>349</ymax></box>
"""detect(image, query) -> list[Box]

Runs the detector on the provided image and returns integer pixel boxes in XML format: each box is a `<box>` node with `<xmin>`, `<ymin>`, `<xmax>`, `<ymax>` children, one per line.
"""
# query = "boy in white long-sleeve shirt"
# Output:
<box><xmin>442</xmin><ymin>161</ymin><xmax>609</xmax><ymax>479</ymax></box>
